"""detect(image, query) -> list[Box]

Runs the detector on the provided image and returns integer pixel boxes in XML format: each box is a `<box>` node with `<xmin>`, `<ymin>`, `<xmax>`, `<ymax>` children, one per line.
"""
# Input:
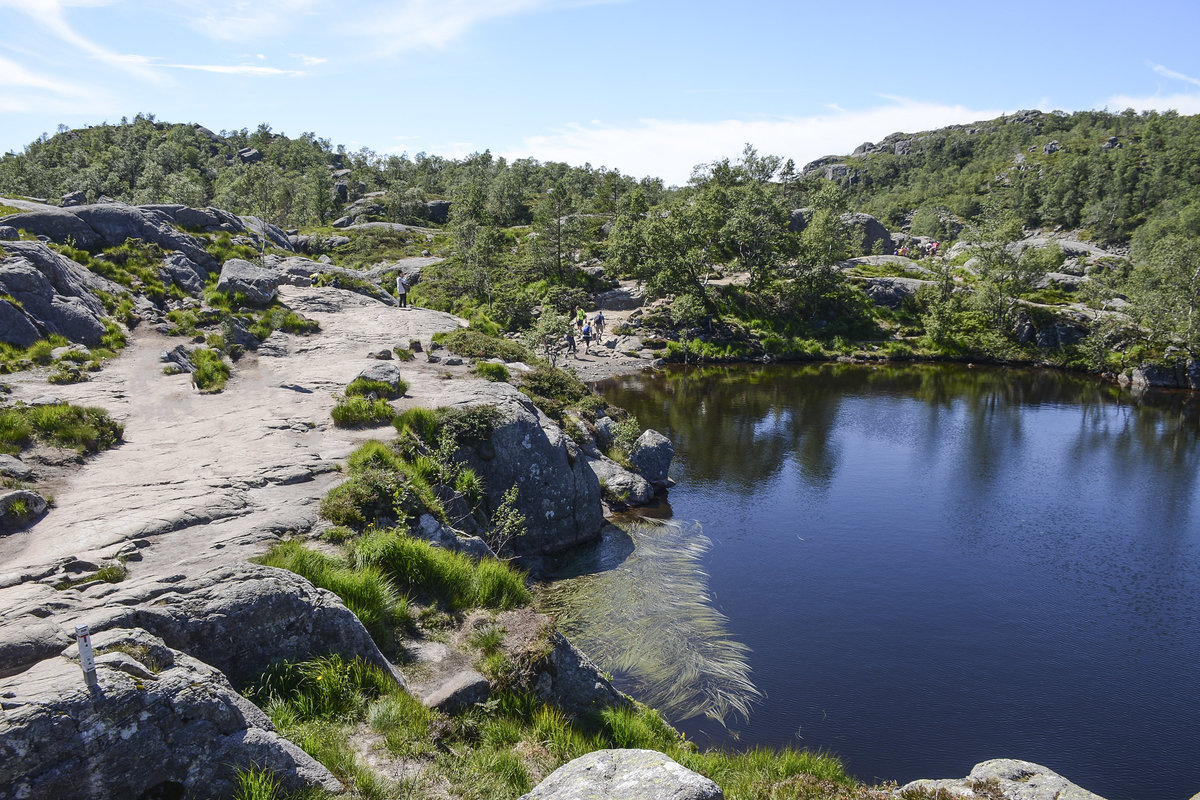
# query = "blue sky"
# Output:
<box><xmin>3</xmin><ymin>0</ymin><xmax>1200</xmax><ymax>185</ymax></box>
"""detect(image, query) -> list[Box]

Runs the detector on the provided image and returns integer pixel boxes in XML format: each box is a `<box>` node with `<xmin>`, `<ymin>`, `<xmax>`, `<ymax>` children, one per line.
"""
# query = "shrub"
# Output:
<box><xmin>350</xmin><ymin>528</ymin><xmax>530</xmax><ymax>611</ymax></box>
<box><xmin>246</xmin><ymin>653</ymin><xmax>396</xmax><ymax>722</ymax></box>
<box><xmin>191</xmin><ymin>347</ymin><xmax>230</xmax><ymax>392</ymax></box>
<box><xmin>393</xmin><ymin>406</ymin><xmax>439</xmax><ymax>442</ymax></box>
<box><xmin>27</xmin><ymin>340</ymin><xmax>54</xmax><ymax>365</ymax></box>
<box><xmin>319</xmin><ymin>467</ymin><xmax>404</xmax><ymax>527</ymax></box>
<box><xmin>255</xmin><ymin>540</ymin><xmax>405</xmax><ymax>645</ymax></box>
<box><xmin>519</xmin><ymin>363</ymin><xmax>590</xmax><ymax>419</ymax></box>
<box><xmin>20</xmin><ymin>403</ymin><xmax>123</xmax><ymax>454</ymax></box>
<box><xmin>473</xmin><ymin>362</ymin><xmax>510</xmax><ymax>382</ymax></box>
<box><xmin>345</xmin><ymin>377</ymin><xmax>406</xmax><ymax>399</ymax></box>
<box><xmin>331</xmin><ymin>395</ymin><xmax>395</xmax><ymax>427</ymax></box>
<box><xmin>435</xmin><ymin>329</ymin><xmax>531</xmax><ymax>362</ymax></box>
<box><xmin>392</xmin><ymin>346</ymin><xmax>415</xmax><ymax>362</ymax></box>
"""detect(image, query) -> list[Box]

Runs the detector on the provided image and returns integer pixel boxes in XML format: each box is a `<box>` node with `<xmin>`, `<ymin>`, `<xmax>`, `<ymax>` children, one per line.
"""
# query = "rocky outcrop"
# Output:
<box><xmin>0</xmin><ymin>562</ymin><xmax>397</xmax><ymax>687</ymax></box>
<box><xmin>0</xmin><ymin>241</ymin><xmax>125</xmax><ymax>346</ymax></box>
<box><xmin>1120</xmin><ymin>359</ymin><xmax>1200</xmax><ymax>391</ymax></box>
<box><xmin>595</xmin><ymin>285</ymin><xmax>645</xmax><ymax>310</ymax></box>
<box><xmin>426</xmin><ymin>200</ymin><xmax>451</xmax><ymax>224</ymax></box>
<box><xmin>856</xmin><ymin>276</ymin><xmax>931</xmax><ymax>309</ymax></box>
<box><xmin>0</xmin><ymin>628</ymin><xmax>341</xmax><ymax>800</ymax></box>
<box><xmin>216</xmin><ymin>258</ymin><xmax>279</xmax><ymax>306</ymax></box>
<box><xmin>789</xmin><ymin>210</ymin><xmax>892</xmax><ymax>256</ymax></box>
<box><xmin>442</xmin><ymin>382</ymin><xmax>603</xmax><ymax>559</ymax></box>
<box><xmin>630</xmin><ymin>429</ymin><xmax>673</xmax><ymax>488</ymax></box>
<box><xmin>520</xmin><ymin>749</ymin><xmax>724</xmax><ymax>800</ymax></box>
<box><xmin>533</xmin><ymin>629</ymin><xmax>628</xmax><ymax>716</ymax></box>
<box><xmin>1</xmin><ymin>202</ymin><xmax>216</xmax><ymax>270</ymax></box>
<box><xmin>899</xmin><ymin>759</ymin><xmax>1107</xmax><ymax>800</ymax></box>
<box><xmin>1011</xmin><ymin>308</ymin><xmax>1089</xmax><ymax>350</ymax></box>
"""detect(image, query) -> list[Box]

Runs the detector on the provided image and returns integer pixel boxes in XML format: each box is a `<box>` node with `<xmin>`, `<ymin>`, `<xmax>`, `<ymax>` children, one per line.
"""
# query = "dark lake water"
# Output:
<box><xmin>552</xmin><ymin>363</ymin><xmax>1200</xmax><ymax>800</ymax></box>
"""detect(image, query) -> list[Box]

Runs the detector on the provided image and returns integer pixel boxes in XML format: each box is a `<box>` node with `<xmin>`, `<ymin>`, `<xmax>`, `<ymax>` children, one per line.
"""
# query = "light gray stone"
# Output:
<box><xmin>588</xmin><ymin>455</ymin><xmax>654</xmax><ymax>508</ymax></box>
<box><xmin>899</xmin><ymin>759</ymin><xmax>1107</xmax><ymax>800</ymax></box>
<box><xmin>0</xmin><ymin>454</ymin><xmax>33</xmax><ymax>480</ymax></box>
<box><xmin>0</xmin><ymin>489</ymin><xmax>48</xmax><ymax>531</ymax></box>
<box><xmin>0</xmin><ymin>628</ymin><xmax>341</xmax><ymax>800</ymax></box>
<box><xmin>630</xmin><ymin>429</ymin><xmax>673</xmax><ymax>487</ymax></box>
<box><xmin>595</xmin><ymin>286</ymin><xmax>645</xmax><ymax>311</ymax></box>
<box><xmin>858</xmin><ymin>276</ymin><xmax>932</xmax><ymax>309</ymax></box>
<box><xmin>216</xmin><ymin>258</ymin><xmax>278</xmax><ymax>305</ymax></box>
<box><xmin>520</xmin><ymin>749</ymin><xmax>723</xmax><ymax>800</ymax></box>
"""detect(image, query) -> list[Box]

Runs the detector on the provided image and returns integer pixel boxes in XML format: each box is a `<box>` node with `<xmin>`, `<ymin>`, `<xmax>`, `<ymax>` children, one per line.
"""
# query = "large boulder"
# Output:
<box><xmin>857</xmin><ymin>276</ymin><xmax>931</xmax><ymax>309</ymax></box>
<box><xmin>0</xmin><ymin>242</ymin><xmax>122</xmax><ymax>346</ymax></box>
<box><xmin>595</xmin><ymin>286</ymin><xmax>645</xmax><ymax>311</ymax></box>
<box><xmin>216</xmin><ymin>258</ymin><xmax>278</xmax><ymax>306</ymax></box>
<box><xmin>0</xmin><ymin>562</ymin><xmax>398</xmax><ymax>688</ymax></box>
<box><xmin>520</xmin><ymin>749</ymin><xmax>723</xmax><ymax>800</ymax></box>
<box><xmin>444</xmin><ymin>382</ymin><xmax>603</xmax><ymax>560</ymax></box>
<box><xmin>841</xmin><ymin>212</ymin><xmax>893</xmax><ymax>255</ymax></box>
<box><xmin>587</xmin><ymin>455</ymin><xmax>654</xmax><ymax>508</ymax></box>
<box><xmin>1</xmin><ymin>202</ymin><xmax>216</xmax><ymax>270</ymax></box>
<box><xmin>0</xmin><ymin>628</ymin><xmax>341</xmax><ymax>800</ymax></box>
<box><xmin>900</xmin><ymin>759</ymin><xmax>1107</xmax><ymax>800</ymax></box>
<box><xmin>630</xmin><ymin>429</ymin><xmax>673</xmax><ymax>488</ymax></box>
<box><xmin>160</xmin><ymin>252</ymin><xmax>209</xmax><ymax>294</ymax></box>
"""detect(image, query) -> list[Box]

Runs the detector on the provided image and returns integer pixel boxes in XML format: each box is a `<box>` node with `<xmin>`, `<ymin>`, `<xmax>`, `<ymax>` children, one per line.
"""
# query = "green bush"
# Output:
<box><xmin>331</xmin><ymin>395</ymin><xmax>395</xmax><ymax>427</ymax></box>
<box><xmin>246</xmin><ymin>653</ymin><xmax>397</xmax><ymax>722</ymax></box>
<box><xmin>519</xmin><ymin>363</ymin><xmax>590</xmax><ymax>419</ymax></box>
<box><xmin>254</xmin><ymin>540</ymin><xmax>406</xmax><ymax>645</ymax></box>
<box><xmin>192</xmin><ymin>347</ymin><xmax>230</xmax><ymax>392</ymax></box>
<box><xmin>345</xmin><ymin>377</ymin><xmax>406</xmax><ymax>399</ymax></box>
<box><xmin>392</xmin><ymin>346</ymin><xmax>415</xmax><ymax>362</ymax></box>
<box><xmin>350</xmin><ymin>528</ymin><xmax>530</xmax><ymax>611</ymax></box>
<box><xmin>473</xmin><ymin>362</ymin><xmax>510</xmax><ymax>382</ymax></box>
<box><xmin>435</xmin><ymin>329</ymin><xmax>531</xmax><ymax>362</ymax></box>
<box><xmin>393</xmin><ymin>406</ymin><xmax>439</xmax><ymax>442</ymax></box>
<box><xmin>2</xmin><ymin>403</ymin><xmax>124</xmax><ymax>455</ymax></box>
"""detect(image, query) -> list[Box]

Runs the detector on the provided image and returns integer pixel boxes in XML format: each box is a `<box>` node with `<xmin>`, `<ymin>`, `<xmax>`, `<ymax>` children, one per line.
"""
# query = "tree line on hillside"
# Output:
<box><xmin>3</xmin><ymin>111</ymin><xmax>1200</xmax><ymax>370</ymax></box>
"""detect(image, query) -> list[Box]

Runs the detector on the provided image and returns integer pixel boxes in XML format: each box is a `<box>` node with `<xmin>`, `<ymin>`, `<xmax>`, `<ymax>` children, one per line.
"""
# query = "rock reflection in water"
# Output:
<box><xmin>540</xmin><ymin>519</ymin><xmax>762</xmax><ymax>726</ymax></box>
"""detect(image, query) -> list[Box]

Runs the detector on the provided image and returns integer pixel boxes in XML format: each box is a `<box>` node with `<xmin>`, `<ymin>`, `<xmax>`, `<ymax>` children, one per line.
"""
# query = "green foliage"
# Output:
<box><xmin>521</xmin><ymin>306</ymin><xmax>571</xmax><ymax>365</ymax></box>
<box><xmin>254</xmin><ymin>540</ymin><xmax>407</xmax><ymax>645</ymax></box>
<box><xmin>232</xmin><ymin>768</ymin><xmax>286</xmax><ymax>800</ymax></box>
<box><xmin>0</xmin><ymin>402</ymin><xmax>123</xmax><ymax>455</ymax></box>
<box><xmin>392</xmin><ymin>346</ymin><xmax>415</xmax><ymax>361</ymax></box>
<box><xmin>393</xmin><ymin>406</ymin><xmax>439</xmax><ymax>443</ymax></box>
<box><xmin>330</xmin><ymin>395</ymin><xmax>395</xmax><ymax>427</ymax></box>
<box><xmin>54</xmin><ymin>562</ymin><xmax>127</xmax><ymax>590</ymax></box>
<box><xmin>473</xmin><ymin>361</ymin><xmax>510</xmax><ymax>382</ymax></box>
<box><xmin>435</xmin><ymin>329</ymin><xmax>532</xmax><ymax>362</ymax></box>
<box><xmin>345</xmin><ymin>377</ymin><xmax>406</xmax><ymax>399</ymax></box>
<box><xmin>483</xmin><ymin>484</ymin><xmax>527</xmax><ymax>558</ymax></box>
<box><xmin>191</xmin><ymin>347</ymin><xmax>230</xmax><ymax>392</ymax></box>
<box><xmin>350</xmin><ymin>528</ymin><xmax>530</xmax><ymax>611</ymax></box>
<box><xmin>518</xmin><ymin>363</ymin><xmax>591</xmax><ymax>419</ymax></box>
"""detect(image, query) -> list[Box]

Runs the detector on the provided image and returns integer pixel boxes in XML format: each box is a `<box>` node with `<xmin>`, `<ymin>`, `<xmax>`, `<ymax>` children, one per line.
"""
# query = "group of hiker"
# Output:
<box><xmin>564</xmin><ymin>305</ymin><xmax>605</xmax><ymax>356</ymax></box>
<box><xmin>896</xmin><ymin>239</ymin><xmax>939</xmax><ymax>259</ymax></box>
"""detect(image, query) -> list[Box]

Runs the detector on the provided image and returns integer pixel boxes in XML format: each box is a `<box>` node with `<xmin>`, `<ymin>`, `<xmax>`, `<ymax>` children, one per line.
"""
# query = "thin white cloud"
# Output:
<box><xmin>1106</xmin><ymin>92</ymin><xmax>1200</xmax><ymax>115</ymax></box>
<box><xmin>0</xmin><ymin>53</ymin><xmax>91</xmax><ymax>97</ymax></box>
<box><xmin>504</xmin><ymin>99</ymin><xmax>1005</xmax><ymax>185</ymax></box>
<box><xmin>345</xmin><ymin>0</ymin><xmax>566</xmax><ymax>55</ymax></box>
<box><xmin>1151</xmin><ymin>64</ymin><xmax>1200</xmax><ymax>89</ymax></box>
<box><xmin>295</xmin><ymin>54</ymin><xmax>327</xmax><ymax>66</ymax></box>
<box><xmin>187</xmin><ymin>0</ymin><xmax>322</xmax><ymax>42</ymax></box>
<box><xmin>160</xmin><ymin>63</ymin><xmax>306</xmax><ymax>77</ymax></box>
<box><xmin>0</xmin><ymin>0</ymin><xmax>167</xmax><ymax>83</ymax></box>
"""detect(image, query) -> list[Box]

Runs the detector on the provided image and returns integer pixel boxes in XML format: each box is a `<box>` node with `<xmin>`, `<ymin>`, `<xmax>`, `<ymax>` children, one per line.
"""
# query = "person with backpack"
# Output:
<box><xmin>594</xmin><ymin>311</ymin><xmax>605</xmax><ymax>337</ymax></box>
<box><xmin>582</xmin><ymin>322</ymin><xmax>593</xmax><ymax>353</ymax></box>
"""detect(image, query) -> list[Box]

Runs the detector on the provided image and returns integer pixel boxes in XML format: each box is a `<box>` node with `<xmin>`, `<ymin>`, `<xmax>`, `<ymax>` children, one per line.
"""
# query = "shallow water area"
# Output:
<box><xmin>556</xmin><ymin>362</ymin><xmax>1200</xmax><ymax>800</ymax></box>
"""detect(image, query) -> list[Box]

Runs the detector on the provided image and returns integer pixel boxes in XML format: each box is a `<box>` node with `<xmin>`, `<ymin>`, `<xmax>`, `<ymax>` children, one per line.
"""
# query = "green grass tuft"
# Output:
<box><xmin>331</xmin><ymin>395</ymin><xmax>395</xmax><ymax>427</ymax></box>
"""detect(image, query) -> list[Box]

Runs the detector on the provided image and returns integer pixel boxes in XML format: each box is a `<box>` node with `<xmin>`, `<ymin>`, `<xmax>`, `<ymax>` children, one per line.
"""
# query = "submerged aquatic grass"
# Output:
<box><xmin>540</xmin><ymin>519</ymin><xmax>763</xmax><ymax>726</ymax></box>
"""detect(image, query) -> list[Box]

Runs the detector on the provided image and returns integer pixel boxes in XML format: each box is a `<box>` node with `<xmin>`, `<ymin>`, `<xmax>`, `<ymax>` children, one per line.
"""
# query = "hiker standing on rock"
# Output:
<box><xmin>594</xmin><ymin>311</ymin><xmax>605</xmax><ymax>337</ymax></box>
<box><xmin>396</xmin><ymin>274</ymin><xmax>409</xmax><ymax>308</ymax></box>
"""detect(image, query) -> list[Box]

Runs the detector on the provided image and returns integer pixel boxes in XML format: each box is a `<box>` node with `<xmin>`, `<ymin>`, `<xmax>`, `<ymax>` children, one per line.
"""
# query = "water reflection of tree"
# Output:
<box><xmin>600</xmin><ymin>364</ymin><xmax>845</xmax><ymax>491</ymax></box>
<box><xmin>598</xmin><ymin>362</ymin><xmax>1199</xmax><ymax>507</ymax></box>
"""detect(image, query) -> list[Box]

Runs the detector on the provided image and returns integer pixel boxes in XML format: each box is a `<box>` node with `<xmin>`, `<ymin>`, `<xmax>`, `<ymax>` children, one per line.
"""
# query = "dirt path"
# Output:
<box><xmin>0</xmin><ymin>288</ymin><xmax>470</xmax><ymax>585</ymax></box>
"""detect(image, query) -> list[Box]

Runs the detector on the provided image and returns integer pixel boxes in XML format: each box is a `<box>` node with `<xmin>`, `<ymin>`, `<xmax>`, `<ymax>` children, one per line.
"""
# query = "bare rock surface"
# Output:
<box><xmin>898</xmin><ymin>759</ymin><xmax>1108</xmax><ymax>799</ymax></box>
<box><xmin>520</xmin><ymin>749</ymin><xmax>724</xmax><ymax>800</ymax></box>
<box><xmin>0</xmin><ymin>628</ymin><xmax>341</xmax><ymax>800</ymax></box>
